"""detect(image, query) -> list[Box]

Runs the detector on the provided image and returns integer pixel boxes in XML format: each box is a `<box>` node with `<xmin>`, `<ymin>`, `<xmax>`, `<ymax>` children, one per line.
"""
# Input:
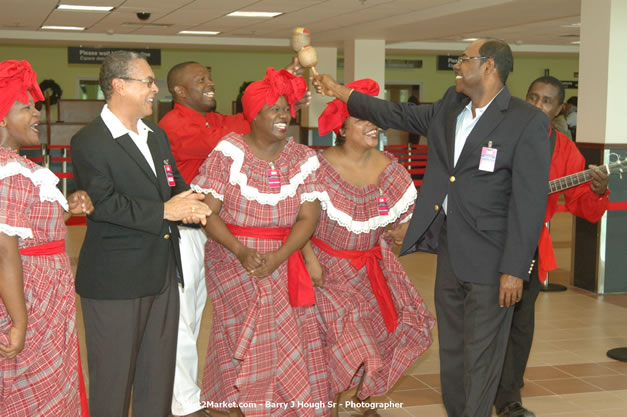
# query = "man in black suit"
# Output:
<box><xmin>71</xmin><ymin>51</ymin><xmax>211</xmax><ymax>417</ymax></box>
<box><xmin>314</xmin><ymin>39</ymin><xmax>550</xmax><ymax>417</ymax></box>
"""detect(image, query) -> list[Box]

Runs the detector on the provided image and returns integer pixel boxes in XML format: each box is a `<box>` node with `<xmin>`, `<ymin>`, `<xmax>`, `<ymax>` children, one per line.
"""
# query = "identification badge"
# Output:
<box><xmin>164</xmin><ymin>164</ymin><xmax>176</xmax><ymax>187</ymax></box>
<box><xmin>479</xmin><ymin>146</ymin><xmax>497</xmax><ymax>172</ymax></box>
<box><xmin>376</xmin><ymin>196</ymin><xmax>389</xmax><ymax>216</ymax></box>
<box><xmin>267</xmin><ymin>168</ymin><xmax>281</xmax><ymax>188</ymax></box>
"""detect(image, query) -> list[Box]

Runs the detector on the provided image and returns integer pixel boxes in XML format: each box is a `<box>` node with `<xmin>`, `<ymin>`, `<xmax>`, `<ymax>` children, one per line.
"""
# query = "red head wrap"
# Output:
<box><xmin>242</xmin><ymin>67</ymin><xmax>307</xmax><ymax>122</ymax></box>
<box><xmin>0</xmin><ymin>60</ymin><xmax>44</xmax><ymax>121</ymax></box>
<box><xmin>318</xmin><ymin>78</ymin><xmax>379</xmax><ymax>136</ymax></box>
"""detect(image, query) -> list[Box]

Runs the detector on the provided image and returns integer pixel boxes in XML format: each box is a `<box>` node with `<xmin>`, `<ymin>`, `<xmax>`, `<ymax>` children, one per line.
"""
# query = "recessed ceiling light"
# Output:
<box><xmin>57</xmin><ymin>4</ymin><xmax>114</xmax><ymax>12</ymax></box>
<box><xmin>462</xmin><ymin>38</ymin><xmax>479</xmax><ymax>42</ymax></box>
<box><xmin>571</xmin><ymin>41</ymin><xmax>580</xmax><ymax>44</ymax></box>
<box><xmin>41</xmin><ymin>25</ymin><xmax>86</xmax><ymax>31</ymax></box>
<box><xmin>179</xmin><ymin>30</ymin><xmax>220</xmax><ymax>35</ymax></box>
<box><xmin>226</xmin><ymin>11</ymin><xmax>282</xmax><ymax>18</ymax></box>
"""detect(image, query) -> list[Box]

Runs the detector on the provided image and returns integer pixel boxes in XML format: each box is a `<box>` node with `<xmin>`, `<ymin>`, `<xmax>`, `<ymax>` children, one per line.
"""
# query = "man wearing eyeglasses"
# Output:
<box><xmin>71</xmin><ymin>51</ymin><xmax>211</xmax><ymax>417</ymax></box>
<box><xmin>313</xmin><ymin>39</ymin><xmax>550</xmax><ymax>417</ymax></box>
<box><xmin>158</xmin><ymin>61</ymin><xmax>250</xmax><ymax>417</ymax></box>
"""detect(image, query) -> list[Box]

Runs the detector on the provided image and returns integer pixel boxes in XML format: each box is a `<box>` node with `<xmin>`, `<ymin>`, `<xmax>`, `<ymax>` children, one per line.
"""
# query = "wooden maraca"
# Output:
<box><xmin>291</xmin><ymin>27</ymin><xmax>311</xmax><ymax>52</ymax></box>
<box><xmin>290</xmin><ymin>27</ymin><xmax>319</xmax><ymax>77</ymax></box>
<box><xmin>298</xmin><ymin>45</ymin><xmax>319</xmax><ymax>76</ymax></box>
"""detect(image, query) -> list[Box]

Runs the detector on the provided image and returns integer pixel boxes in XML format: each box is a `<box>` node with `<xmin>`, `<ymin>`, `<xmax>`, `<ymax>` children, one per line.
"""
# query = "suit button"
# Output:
<box><xmin>164</xmin><ymin>234</ymin><xmax>170</xmax><ymax>239</ymax></box>
<box><xmin>450</xmin><ymin>176</ymin><xmax>456</xmax><ymax>182</ymax></box>
<box><xmin>434</xmin><ymin>204</ymin><xmax>439</xmax><ymax>211</ymax></box>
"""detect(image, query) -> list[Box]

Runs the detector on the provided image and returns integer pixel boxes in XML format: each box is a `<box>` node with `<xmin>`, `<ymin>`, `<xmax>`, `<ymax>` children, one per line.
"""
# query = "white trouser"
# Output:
<box><xmin>171</xmin><ymin>227</ymin><xmax>208</xmax><ymax>416</ymax></box>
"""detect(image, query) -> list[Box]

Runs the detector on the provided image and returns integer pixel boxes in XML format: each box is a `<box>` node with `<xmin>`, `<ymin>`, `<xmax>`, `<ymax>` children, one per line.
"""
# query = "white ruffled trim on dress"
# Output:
<box><xmin>0</xmin><ymin>160</ymin><xmax>69</xmax><ymax>211</ymax></box>
<box><xmin>301</xmin><ymin>184</ymin><xmax>417</xmax><ymax>234</ymax></box>
<box><xmin>0</xmin><ymin>223</ymin><xmax>33</xmax><ymax>239</ymax></box>
<box><xmin>196</xmin><ymin>140</ymin><xmax>320</xmax><ymax>206</ymax></box>
<box><xmin>190</xmin><ymin>185</ymin><xmax>224</xmax><ymax>201</ymax></box>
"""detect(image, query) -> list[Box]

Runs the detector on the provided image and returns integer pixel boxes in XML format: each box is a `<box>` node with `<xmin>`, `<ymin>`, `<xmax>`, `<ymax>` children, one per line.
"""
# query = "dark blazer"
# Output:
<box><xmin>348</xmin><ymin>86</ymin><xmax>550</xmax><ymax>284</ymax></box>
<box><xmin>71</xmin><ymin>116</ymin><xmax>189</xmax><ymax>299</ymax></box>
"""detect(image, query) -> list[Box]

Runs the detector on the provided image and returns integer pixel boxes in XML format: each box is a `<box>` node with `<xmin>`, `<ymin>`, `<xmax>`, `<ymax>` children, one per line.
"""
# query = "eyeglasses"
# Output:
<box><xmin>119</xmin><ymin>76</ymin><xmax>157</xmax><ymax>88</ymax></box>
<box><xmin>455</xmin><ymin>56</ymin><xmax>490</xmax><ymax>65</ymax></box>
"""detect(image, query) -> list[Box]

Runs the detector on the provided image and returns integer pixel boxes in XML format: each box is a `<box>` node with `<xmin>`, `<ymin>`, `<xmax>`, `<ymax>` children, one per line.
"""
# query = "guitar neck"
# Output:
<box><xmin>548</xmin><ymin>165</ymin><xmax>609</xmax><ymax>194</ymax></box>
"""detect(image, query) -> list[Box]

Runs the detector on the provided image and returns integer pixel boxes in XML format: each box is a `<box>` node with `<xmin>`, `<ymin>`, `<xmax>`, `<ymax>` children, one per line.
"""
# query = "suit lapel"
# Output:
<box><xmin>445</xmin><ymin>95</ymin><xmax>469</xmax><ymax>171</ymax></box>
<box><xmin>146</xmin><ymin>132</ymin><xmax>169</xmax><ymax>199</ymax></box>
<box><xmin>115</xmin><ymin>133</ymin><xmax>162</xmax><ymax>194</ymax></box>
<box><xmin>455</xmin><ymin>87</ymin><xmax>510</xmax><ymax>168</ymax></box>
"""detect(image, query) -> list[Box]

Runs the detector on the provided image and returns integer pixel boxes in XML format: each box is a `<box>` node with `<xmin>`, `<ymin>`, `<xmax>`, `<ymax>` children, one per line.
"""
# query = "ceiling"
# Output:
<box><xmin>0</xmin><ymin>0</ymin><xmax>581</xmax><ymax>54</ymax></box>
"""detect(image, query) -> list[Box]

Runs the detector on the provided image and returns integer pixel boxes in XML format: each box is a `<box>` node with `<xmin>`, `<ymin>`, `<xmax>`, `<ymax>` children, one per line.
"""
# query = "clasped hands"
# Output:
<box><xmin>164</xmin><ymin>190</ymin><xmax>212</xmax><ymax>225</ymax></box>
<box><xmin>236</xmin><ymin>245</ymin><xmax>283</xmax><ymax>278</ymax></box>
<box><xmin>67</xmin><ymin>190</ymin><xmax>94</xmax><ymax>215</ymax></box>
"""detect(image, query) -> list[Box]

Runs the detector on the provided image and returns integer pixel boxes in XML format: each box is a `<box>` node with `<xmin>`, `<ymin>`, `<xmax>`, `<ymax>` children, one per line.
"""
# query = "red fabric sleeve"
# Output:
<box><xmin>557</xmin><ymin>135</ymin><xmax>609</xmax><ymax>222</ymax></box>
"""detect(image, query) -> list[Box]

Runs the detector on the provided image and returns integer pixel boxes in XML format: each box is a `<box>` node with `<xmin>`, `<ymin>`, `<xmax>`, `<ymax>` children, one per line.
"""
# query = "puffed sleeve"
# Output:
<box><xmin>190</xmin><ymin>141</ymin><xmax>230</xmax><ymax>201</ymax></box>
<box><xmin>0</xmin><ymin>173</ymin><xmax>33</xmax><ymax>240</ymax></box>
<box><xmin>298</xmin><ymin>147</ymin><xmax>323</xmax><ymax>203</ymax></box>
<box><xmin>387</xmin><ymin>161</ymin><xmax>417</xmax><ymax>225</ymax></box>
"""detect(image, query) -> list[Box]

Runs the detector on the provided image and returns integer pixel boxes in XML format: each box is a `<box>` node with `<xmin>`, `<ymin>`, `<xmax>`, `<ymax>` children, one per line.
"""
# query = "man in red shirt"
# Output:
<box><xmin>159</xmin><ymin>61</ymin><xmax>251</xmax><ymax>417</ymax></box>
<box><xmin>159</xmin><ymin>60</ymin><xmax>310</xmax><ymax>417</ymax></box>
<box><xmin>495</xmin><ymin>76</ymin><xmax>610</xmax><ymax>417</ymax></box>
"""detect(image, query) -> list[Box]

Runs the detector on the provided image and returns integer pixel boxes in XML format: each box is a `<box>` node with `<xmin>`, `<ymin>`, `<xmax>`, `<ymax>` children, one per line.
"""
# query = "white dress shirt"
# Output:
<box><xmin>443</xmin><ymin>89</ymin><xmax>503</xmax><ymax>214</ymax></box>
<box><xmin>100</xmin><ymin>104</ymin><xmax>156</xmax><ymax>176</ymax></box>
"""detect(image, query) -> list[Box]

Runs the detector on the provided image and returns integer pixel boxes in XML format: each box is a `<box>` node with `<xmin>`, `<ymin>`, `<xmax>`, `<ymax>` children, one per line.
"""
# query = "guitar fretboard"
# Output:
<box><xmin>548</xmin><ymin>164</ymin><xmax>610</xmax><ymax>194</ymax></box>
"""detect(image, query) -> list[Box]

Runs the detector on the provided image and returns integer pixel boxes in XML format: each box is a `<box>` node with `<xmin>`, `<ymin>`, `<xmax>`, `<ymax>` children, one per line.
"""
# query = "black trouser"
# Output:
<box><xmin>494</xmin><ymin>258</ymin><xmax>541</xmax><ymax>411</ymax></box>
<box><xmin>81</xmin><ymin>253</ymin><xmax>180</xmax><ymax>417</ymax></box>
<box><xmin>435</xmin><ymin>220</ymin><xmax>515</xmax><ymax>417</ymax></box>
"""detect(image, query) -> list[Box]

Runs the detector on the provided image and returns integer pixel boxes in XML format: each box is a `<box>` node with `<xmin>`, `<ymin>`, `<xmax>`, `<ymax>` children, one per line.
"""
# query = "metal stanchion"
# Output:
<box><xmin>540</xmin><ymin>278</ymin><xmax>567</xmax><ymax>292</ymax></box>
<box><xmin>62</xmin><ymin>147</ymin><xmax>68</xmax><ymax>196</ymax></box>
<box><xmin>607</xmin><ymin>348</ymin><xmax>627</xmax><ymax>362</ymax></box>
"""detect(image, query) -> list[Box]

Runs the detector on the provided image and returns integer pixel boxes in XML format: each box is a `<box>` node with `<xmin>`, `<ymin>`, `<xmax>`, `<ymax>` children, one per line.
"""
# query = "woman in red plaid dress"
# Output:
<box><xmin>191</xmin><ymin>68</ymin><xmax>327</xmax><ymax>417</ymax></box>
<box><xmin>303</xmin><ymin>79</ymin><xmax>435</xmax><ymax>415</ymax></box>
<box><xmin>0</xmin><ymin>60</ymin><xmax>92</xmax><ymax>416</ymax></box>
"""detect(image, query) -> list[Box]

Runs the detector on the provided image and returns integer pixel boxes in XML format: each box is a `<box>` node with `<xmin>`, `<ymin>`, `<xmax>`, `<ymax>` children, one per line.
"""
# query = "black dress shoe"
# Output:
<box><xmin>497</xmin><ymin>401</ymin><xmax>536</xmax><ymax>417</ymax></box>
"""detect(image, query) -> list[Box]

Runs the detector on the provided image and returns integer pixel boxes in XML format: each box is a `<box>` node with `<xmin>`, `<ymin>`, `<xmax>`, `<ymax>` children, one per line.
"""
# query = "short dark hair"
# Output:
<box><xmin>567</xmin><ymin>96</ymin><xmax>577</xmax><ymax>106</ymax></box>
<box><xmin>529</xmin><ymin>76</ymin><xmax>565</xmax><ymax>104</ymax></box>
<box><xmin>479</xmin><ymin>39</ymin><xmax>513</xmax><ymax>84</ymax></box>
<box><xmin>166</xmin><ymin>61</ymin><xmax>199</xmax><ymax>97</ymax></box>
<box><xmin>99</xmin><ymin>51</ymin><xmax>142</xmax><ymax>101</ymax></box>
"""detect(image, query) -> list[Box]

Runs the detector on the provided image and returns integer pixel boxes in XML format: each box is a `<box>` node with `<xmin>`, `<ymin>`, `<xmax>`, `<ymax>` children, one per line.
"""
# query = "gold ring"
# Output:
<box><xmin>192</xmin><ymin>206</ymin><xmax>195</xmax><ymax>213</ymax></box>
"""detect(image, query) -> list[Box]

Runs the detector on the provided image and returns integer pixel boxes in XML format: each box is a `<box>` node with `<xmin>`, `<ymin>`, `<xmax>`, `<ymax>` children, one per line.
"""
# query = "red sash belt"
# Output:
<box><xmin>226</xmin><ymin>224</ymin><xmax>315</xmax><ymax>307</ymax></box>
<box><xmin>19</xmin><ymin>240</ymin><xmax>65</xmax><ymax>256</ymax></box>
<box><xmin>311</xmin><ymin>237</ymin><xmax>398</xmax><ymax>333</ymax></box>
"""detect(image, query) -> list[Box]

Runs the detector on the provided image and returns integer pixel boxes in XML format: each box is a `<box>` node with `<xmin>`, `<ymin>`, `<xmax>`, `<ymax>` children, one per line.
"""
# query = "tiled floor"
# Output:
<box><xmin>67</xmin><ymin>210</ymin><xmax>627</xmax><ymax>417</ymax></box>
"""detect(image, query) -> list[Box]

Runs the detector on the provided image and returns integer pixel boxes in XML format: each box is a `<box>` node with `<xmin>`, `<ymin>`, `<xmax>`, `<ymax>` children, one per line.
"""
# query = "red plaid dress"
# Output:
<box><xmin>191</xmin><ymin>134</ymin><xmax>328</xmax><ymax>417</ymax></box>
<box><xmin>0</xmin><ymin>148</ymin><xmax>81</xmax><ymax>416</ymax></box>
<box><xmin>307</xmin><ymin>154</ymin><xmax>435</xmax><ymax>399</ymax></box>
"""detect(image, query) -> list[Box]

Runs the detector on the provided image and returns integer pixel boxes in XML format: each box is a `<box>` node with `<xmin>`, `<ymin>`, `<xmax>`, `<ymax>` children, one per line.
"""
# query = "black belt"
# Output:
<box><xmin>178</xmin><ymin>223</ymin><xmax>201</xmax><ymax>229</ymax></box>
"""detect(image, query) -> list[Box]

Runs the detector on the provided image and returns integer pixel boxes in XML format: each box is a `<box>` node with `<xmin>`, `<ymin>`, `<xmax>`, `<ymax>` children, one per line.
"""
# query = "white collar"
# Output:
<box><xmin>463</xmin><ymin>87</ymin><xmax>504</xmax><ymax>117</ymax></box>
<box><xmin>100</xmin><ymin>104</ymin><xmax>153</xmax><ymax>139</ymax></box>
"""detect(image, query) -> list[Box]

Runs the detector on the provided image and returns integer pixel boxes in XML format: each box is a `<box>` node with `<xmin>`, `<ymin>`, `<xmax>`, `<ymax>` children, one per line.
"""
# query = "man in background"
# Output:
<box><xmin>495</xmin><ymin>76</ymin><xmax>609</xmax><ymax>417</ymax></box>
<box><xmin>159</xmin><ymin>61</ymin><xmax>250</xmax><ymax>417</ymax></box>
<box><xmin>159</xmin><ymin>58</ymin><xmax>309</xmax><ymax>417</ymax></box>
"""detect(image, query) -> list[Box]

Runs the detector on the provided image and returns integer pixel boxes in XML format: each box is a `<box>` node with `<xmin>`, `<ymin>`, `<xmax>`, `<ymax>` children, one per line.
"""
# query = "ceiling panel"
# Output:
<box><xmin>0</xmin><ymin>0</ymin><xmax>57</xmax><ymax>29</ymax></box>
<box><xmin>117</xmin><ymin>0</ymin><xmax>194</xmax><ymax>9</ymax></box>
<box><xmin>154</xmin><ymin>9</ymin><xmax>226</xmax><ymax>26</ymax></box>
<box><xmin>59</xmin><ymin>0</ymin><xmax>125</xmax><ymax>5</ymax></box>
<box><xmin>0</xmin><ymin>0</ymin><xmax>582</xmax><ymax>53</ymax></box>
<box><xmin>44</xmin><ymin>10</ymin><xmax>111</xmax><ymax>27</ymax></box>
